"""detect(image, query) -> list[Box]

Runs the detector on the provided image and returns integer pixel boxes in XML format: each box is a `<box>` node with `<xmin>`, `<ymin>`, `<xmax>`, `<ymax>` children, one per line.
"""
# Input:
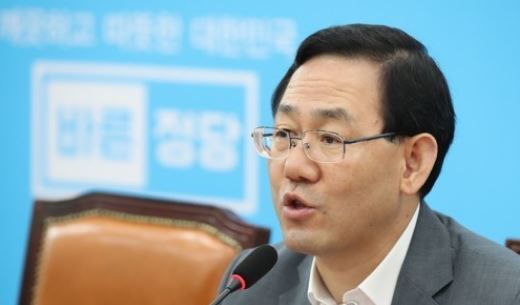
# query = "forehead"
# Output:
<box><xmin>276</xmin><ymin>55</ymin><xmax>383</xmax><ymax>127</ymax></box>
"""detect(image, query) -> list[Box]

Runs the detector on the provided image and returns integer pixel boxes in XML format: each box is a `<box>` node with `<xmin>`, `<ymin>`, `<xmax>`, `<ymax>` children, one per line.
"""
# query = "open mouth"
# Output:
<box><xmin>286</xmin><ymin>198</ymin><xmax>307</xmax><ymax>209</ymax></box>
<box><xmin>283</xmin><ymin>193</ymin><xmax>312</xmax><ymax>209</ymax></box>
<box><xmin>282</xmin><ymin>193</ymin><xmax>316</xmax><ymax>220</ymax></box>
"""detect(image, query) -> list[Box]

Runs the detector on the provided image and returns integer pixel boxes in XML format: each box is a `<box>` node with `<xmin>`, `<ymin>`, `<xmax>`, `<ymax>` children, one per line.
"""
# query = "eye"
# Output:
<box><xmin>320</xmin><ymin>133</ymin><xmax>342</xmax><ymax>145</ymax></box>
<box><xmin>273</xmin><ymin>128</ymin><xmax>290</xmax><ymax>139</ymax></box>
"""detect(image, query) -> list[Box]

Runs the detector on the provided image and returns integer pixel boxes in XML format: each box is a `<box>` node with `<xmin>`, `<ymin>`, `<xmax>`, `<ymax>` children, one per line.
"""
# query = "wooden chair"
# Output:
<box><xmin>506</xmin><ymin>239</ymin><xmax>520</xmax><ymax>255</ymax></box>
<box><xmin>19</xmin><ymin>192</ymin><xmax>270</xmax><ymax>305</ymax></box>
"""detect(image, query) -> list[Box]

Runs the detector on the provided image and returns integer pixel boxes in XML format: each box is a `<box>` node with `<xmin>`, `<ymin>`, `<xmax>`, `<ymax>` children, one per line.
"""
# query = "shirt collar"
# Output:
<box><xmin>307</xmin><ymin>204</ymin><xmax>420</xmax><ymax>305</ymax></box>
<box><xmin>308</xmin><ymin>258</ymin><xmax>336</xmax><ymax>305</ymax></box>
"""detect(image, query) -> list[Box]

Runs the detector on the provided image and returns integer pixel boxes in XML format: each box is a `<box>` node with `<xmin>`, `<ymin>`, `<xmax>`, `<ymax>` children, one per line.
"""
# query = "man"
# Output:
<box><xmin>220</xmin><ymin>24</ymin><xmax>520</xmax><ymax>305</ymax></box>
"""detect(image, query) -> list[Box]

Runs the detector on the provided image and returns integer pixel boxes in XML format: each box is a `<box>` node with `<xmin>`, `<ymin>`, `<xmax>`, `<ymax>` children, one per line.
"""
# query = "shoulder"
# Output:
<box><xmin>433</xmin><ymin>210</ymin><xmax>520</xmax><ymax>299</ymax></box>
<box><xmin>400</xmin><ymin>204</ymin><xmax>520</xmax><ymax>304</ymax></box>
<box><xmin>434</xmin><ymin>210</ymin><xmax>520</xmax><ymax>267</ymax></box>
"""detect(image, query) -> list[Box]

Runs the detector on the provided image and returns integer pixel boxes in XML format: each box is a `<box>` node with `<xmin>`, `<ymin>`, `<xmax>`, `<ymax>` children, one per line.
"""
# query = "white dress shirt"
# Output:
<box><xmin>307</xmin><ymin>204</ymin><xmax>420</xmax><ymax>305</ymax></box>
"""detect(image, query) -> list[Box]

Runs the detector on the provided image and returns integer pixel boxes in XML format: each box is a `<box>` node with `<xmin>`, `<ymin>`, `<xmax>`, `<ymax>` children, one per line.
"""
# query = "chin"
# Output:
<box><xmin>282</xmin><ymin>229</ymin><xmax>321</xmax><ymax>255</ymax></box>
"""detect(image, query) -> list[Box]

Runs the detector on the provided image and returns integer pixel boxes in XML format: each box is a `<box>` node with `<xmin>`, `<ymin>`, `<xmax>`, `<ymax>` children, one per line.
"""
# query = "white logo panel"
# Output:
<box><xmin>46</xmin><ymin>81</ymin><xmax>146</xmax><ymax>185</ymax></box>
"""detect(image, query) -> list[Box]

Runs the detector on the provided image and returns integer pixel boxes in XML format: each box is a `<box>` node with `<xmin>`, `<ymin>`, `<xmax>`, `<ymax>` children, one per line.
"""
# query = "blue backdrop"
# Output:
<box><xmin>1</xmin><ymin>1</ymin><xmax>519</xmax><ymax>305</ymax></box>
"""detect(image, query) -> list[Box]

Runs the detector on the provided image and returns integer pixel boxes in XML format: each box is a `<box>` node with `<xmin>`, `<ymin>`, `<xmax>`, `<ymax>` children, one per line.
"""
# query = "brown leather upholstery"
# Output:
<box><xmin>20</xmin><ymin>193</ymin><xmax>270</xmax><ymax>305</ymax></box>
<box><xmin>506</xmin><ymin>239</ymin><xmax>520</xmax><ymax>255</ymax></box>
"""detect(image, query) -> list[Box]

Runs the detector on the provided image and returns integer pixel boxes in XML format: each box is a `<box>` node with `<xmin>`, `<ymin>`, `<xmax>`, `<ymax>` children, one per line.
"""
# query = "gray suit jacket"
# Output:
<box><xmin>219</xmin><ymin>203</ymin><xmax>520</xmax><ymax>305</ymax></box>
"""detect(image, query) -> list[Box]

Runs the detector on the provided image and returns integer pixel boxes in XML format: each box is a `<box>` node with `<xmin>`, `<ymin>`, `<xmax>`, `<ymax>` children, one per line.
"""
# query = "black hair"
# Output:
<box><xmin>271</xmin><ymin>24</ymin><xmax>455</xmax><ymax>197</ymax></box>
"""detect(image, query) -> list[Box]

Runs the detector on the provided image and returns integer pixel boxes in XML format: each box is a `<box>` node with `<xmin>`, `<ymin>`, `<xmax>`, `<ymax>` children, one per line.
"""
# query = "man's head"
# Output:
<box><xmin>272</xmin><ymin>24</ymin><xmax>455</xmax><ymax>197</ymax></box>
<box><xmin>264</xmin><ymin>24</ymin><xmax>455</xmax><ymax>257</ymax></box>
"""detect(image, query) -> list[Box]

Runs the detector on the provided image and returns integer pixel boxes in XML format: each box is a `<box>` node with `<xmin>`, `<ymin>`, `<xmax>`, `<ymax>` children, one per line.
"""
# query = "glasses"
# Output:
<box><xmin>251</xmin><ymin>126</ymin><xmax>396</xmax><ymax>163</ymax></box>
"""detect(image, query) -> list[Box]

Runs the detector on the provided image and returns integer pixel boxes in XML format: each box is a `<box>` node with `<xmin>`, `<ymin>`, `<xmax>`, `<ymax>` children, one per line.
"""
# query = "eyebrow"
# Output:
<box><xmin>277</xmin><ymin>103</ymin><xmax>296</xmax><ymax>115</ymax></box>
<box><xmin>312</xmin><ymin>107</ymin><xmax>354</xmax><ymax>123</ymax></box>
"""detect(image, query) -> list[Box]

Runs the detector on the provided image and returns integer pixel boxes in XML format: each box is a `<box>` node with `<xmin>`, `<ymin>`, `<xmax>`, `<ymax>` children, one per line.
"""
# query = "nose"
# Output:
<box><xmin>283</xmin><ymin>140</ymin><xmax>320</xmax><ymax>183</ymax></box>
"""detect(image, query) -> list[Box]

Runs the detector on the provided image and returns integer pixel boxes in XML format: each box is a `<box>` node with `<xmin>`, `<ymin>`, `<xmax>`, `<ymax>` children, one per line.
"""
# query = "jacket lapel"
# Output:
<box><xmin>279</xmin><ymin>254</ymin><xmax>313</xmax><ymax>305</ymax></box>
<box><xmin>391</xmin><ymin>203</ymin><xmax>454</xmax><ymax>305</ymax></box>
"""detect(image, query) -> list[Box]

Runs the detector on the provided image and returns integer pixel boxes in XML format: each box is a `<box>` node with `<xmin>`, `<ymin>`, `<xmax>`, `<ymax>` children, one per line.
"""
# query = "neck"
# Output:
<box><xmin>315</xmin><ymin>197</ymin><xmax>419</xmax><ymax>303</ymax></box>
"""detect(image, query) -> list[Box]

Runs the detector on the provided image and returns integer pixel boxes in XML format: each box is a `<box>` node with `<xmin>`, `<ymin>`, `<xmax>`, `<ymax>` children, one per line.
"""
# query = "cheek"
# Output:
<box><xmin>320</xmin><ymin>163</ymin><xmax>356</xmax><ymax>196</ymax></box>
<box><xmin>323</xmin><ymin>148</ymin><xmax>402</xmax><ymax>202</ymax></box>
<box><xmin>268</xmin><ymin>161</ymin><xmax>283</xmax><ymax>196</ymax></box>
<box><xmin>319</xmin><ymin>163</ymin><xmax>399</xmax><ymax>236</ymax></box>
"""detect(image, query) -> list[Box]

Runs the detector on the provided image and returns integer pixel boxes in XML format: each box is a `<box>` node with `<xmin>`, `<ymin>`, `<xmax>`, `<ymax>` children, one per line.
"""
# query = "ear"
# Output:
<box><xmin>400</xmin><ymin>133</ymin><xmax>438</xmax><ymax>195</ymax></box>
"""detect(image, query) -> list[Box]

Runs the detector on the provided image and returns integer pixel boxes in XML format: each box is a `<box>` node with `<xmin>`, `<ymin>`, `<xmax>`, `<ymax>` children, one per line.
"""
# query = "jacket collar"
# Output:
<box><xmin>279</xmin><ymin>253</ymin><xmax>313</xmax><ymax>305</ymax></box>
<box><xmin>391</xmin><ymin>202</ymin><xmax>454</xmax><ymax>305</ymax></box>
